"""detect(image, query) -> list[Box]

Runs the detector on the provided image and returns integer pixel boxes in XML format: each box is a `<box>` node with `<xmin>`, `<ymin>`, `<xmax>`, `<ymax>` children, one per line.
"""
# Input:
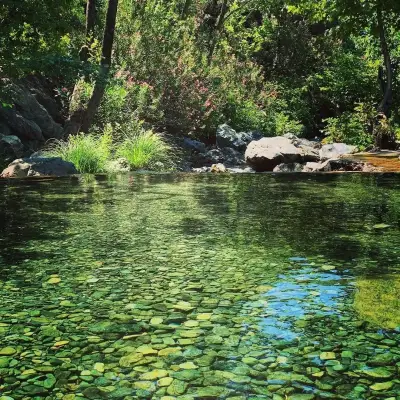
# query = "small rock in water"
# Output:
<box><xmin>373</xmin><ymin>223</ymin><xmax>391</xmax><ymax>229</ymax></box>
<box><xmin>210</xmin><ymin>163</ymin><xmax>227</xmax><ymax>173</ymax></box>
<box><xmin>320</xmin><ymin>352</ymin><xmax>336</xmax><ymax>360</ymax></box>
<box><xmin>289</xmin><ymin>257</ymin><xmax>308</xmax><ymax>262</ymax></box>
<box><xmin>0</xmin><ymin>347</ymin><xmax>17</xmax><ymax>356</ymax></box>
<box><xmin>370</xmin><ymin>381</ymin><xmax>394</xmax><ymax>391</ymax></box>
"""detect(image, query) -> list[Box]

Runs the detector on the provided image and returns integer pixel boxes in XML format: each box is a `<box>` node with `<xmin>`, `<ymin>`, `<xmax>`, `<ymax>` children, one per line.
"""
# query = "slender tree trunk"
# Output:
<box><xmin>65</xmin><ymin>0</ymin><xmax>98</xmax><ymax>136</ymax></box>
<box><xmin>374</xmin><ymin>4</ymin><xmax>395</xmax><ymax>149</ymax></box>
<box><xmin>79</xmin><ymin>0</ymin><xmax>97</xmax><ymax>62</ymax></box>
<box><xmin>81</xmin><ymin>0</ymin><xmax>119</xmax><ymax>132</ymax></box>
<box><xmin>207</xmin><ymin>0</ymin><xmax>228</xmax><ymax>66</ymax></box>
<box><xmin>377</xmin><ymin>5</ymin><xmax>392</xmax><ymax>116</ymax></box>
<box><xmin>64</xmin><ymin>0</ymin><xmax>119</xmax><ymax>136</ymax></box>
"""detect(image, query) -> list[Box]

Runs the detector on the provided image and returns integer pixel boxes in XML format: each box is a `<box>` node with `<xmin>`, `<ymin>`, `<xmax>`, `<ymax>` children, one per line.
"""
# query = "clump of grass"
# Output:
<box><xmin>47</xmin><ymin>127</ymin><xmax>112</xmax><ymax>173</ymax></box>
<box><xmin>117</xmin><ymin>130</ymin><xmax>170</xmax><ymax>170</ymax></box>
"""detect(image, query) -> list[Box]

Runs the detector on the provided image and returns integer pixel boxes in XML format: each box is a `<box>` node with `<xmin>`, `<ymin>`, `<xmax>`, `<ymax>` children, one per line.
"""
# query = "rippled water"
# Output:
<box><xmin>0</xmin><ymin>173</ymin><xmax>399</xmax><ymax>400</ymax></box>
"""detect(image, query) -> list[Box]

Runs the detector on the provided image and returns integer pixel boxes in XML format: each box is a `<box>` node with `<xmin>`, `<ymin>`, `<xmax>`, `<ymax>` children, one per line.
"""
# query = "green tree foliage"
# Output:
<box><xmin>287</xmin><ymin>0</ymin><xmax>400</xmax><ymax>145</ymax></box>
<box><xmin>0</xmin><ymin>0</ymin><xmax>84</xmax><ymax>78</ymax></box>
<box><xmin>2</xmin><ymin>0</ymin><xmax>400</xmax><ymax>148</ymax></box>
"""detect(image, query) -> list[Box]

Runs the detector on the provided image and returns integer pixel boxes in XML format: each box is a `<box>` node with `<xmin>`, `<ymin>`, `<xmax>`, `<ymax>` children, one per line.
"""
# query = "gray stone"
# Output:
<box><xmin>216</xmin><ymin>124</ymin><xmax>262</xmax><ymax>151</ymax></box>
<box><xmin>183</xmin><ymin>138</ymin><xmax>206</xmax><ymax>153</ymax></box>
<box><xmin>273</xmin><ymin>163</ymin><xmax>304</xmax><ymax>172</ymax></box>
<box><xmin>296</xmin><ymin>143</ymin><xmax>320</xmax><ymax>162</ymax></box>
<box><xmin>303</xmin><ymin>160</ymin><xmax>331</xmax><ymax>172</ymax></box>
<box><xmin>283</xmin><ymin>133</ymin><xmax>298</xmax><ymax>140</ymax></box>
<box><xmin>304</xmin><ymin>158</ymin><xmax>370</xmax><ymax>172</ymax></box>
<box><xmin>0</xmin><ymin>106</ymin><xmax>44</xmax><ymax>141</ymax></box>
<box><xmin>1</xmin><ymin>157</ymin><xmax>78</xmax><ymax>178</ymax></box>
<box><xmin>227</xmin><ymin>166</ymin><xmax>255</xmax><ymax>173</ymax></box>
<box><xmin>24</xmin><ymin>75</ymin><xmax>63</xmax><ymax>122</ymax></box>
<box><xmin>319</xmin><ymin>143</ymin><xmax>358</xmax><ymax>160</ymax></box>
<box><xmin>0</xmin><ymin>159</ymin><xmax>31</xmax><ymax>178</ymax></box>
<box><xmin>210</xmin><ymin>163</ymin><xmax>227</xmax><ymax>173</ymax></box>
<box><xmin>245</xmin><ymin>137</ymin><xmax>302</xmax><ymax>172</ymax></box>
<box><xmin>192</xmin><ymin>167</ymin><xmax>210</xmax><ymax>173</ymax></box>
<box><xmin>10</xmin><ymin>84</ymin><xmax>63</xmax><ymax>139</ymax></box>
<box><xmin>29</xmin><ymin>88</ymin><xmax>62</xmax><ymax>123</ymax></box>
<box><xmin>294</xmin><ymin>137</ymin><xmax>321</xmax><ymax>149</ymax></box>
<box><xmin>202</xmin><ymin>147</ymin><xmax>245</xmax><ymax>167</ymax></box>
<box><xmin>0</xmin><ymin>135</ymin><xmax>24</xmax><ymax>167</ymax></box>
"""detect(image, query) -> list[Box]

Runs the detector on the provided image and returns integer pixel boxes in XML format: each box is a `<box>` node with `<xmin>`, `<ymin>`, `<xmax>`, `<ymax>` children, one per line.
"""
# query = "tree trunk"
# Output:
<box><xmin>207</xmin><ymin>0</ymin><xmax>229</xmax><ymax>66</ymax></box>
<box><xmin>81</xmin><ymin>0</ymin><xmax>119</xmax><ymax>133</ymax></box>
<box><xmin>64</xmin><ymin>0</ymin><xmax>119</xmax><ymax>136</ymax></box>
<box><xmin>377</xmin><ymin>5</ymin><xmax>392</xmax><ymax>117</ymax></box>
<box><xmin>79</xmin><ymin>0</ymin><xmax>97</xmax><ymax>63</ymax></box>
<box><xmin>374</xmin><ymin>4</ymin><xmax>395</xmax><ymax>149</ymax></box>
<box><xmin>65</xmin><ymin>0</ymin><xmax>98</xmax><ymax>136</ymax></box>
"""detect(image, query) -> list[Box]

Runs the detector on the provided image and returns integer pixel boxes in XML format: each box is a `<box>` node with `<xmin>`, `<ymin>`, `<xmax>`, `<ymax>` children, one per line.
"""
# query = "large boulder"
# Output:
<box><xmin>25</xmin><ymin>78</ymin><xmax>63</xmax><ymax>123</ymax></box>
<box><xmin>319</xmin><ymin>143</ymin><xmax>358</xmax><ymax>160</ymax></box>
<box><xmin>1</xmin><ymin>157</ymin><xmax>78</xmax><ymax>178</ymax></box>
<box><xmin>10</xmin><ymin>84</ymin><xmax>63</xmax><ymax>139</ymax></box>
<box><xmin>0</xmin><ymin>83</ymin><xmax>63</xmax><ymax>142</ymax></box>
<box><xmin>245</xmin><ymin>135</ymin><xmax>321</xmax><ymax>172</ymax></box>
<box><xmin>0</xmin><ymin>135</ymin><xmax>24</xmax><ymax>167</ymax></box>
<box><xmin>0</xmin><ymin>106</ymin><xmax>44</xmax><ymax>141</ymax></box>
<box><xmin>216</xmin><ymin>124</ymin><xmax>262</xmax><ymax>152</ymax></box>
<box><xmin>245</xmin><ymin>137</ymin><xmax>303</xmax><ymax>171</ymax></box>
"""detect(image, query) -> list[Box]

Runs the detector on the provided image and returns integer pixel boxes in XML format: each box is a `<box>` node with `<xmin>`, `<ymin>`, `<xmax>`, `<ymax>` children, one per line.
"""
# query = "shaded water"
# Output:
<box><xmin>0</xmin><ymin>173</ymin><xmax>400</xmax><ymax>400</ymax></box>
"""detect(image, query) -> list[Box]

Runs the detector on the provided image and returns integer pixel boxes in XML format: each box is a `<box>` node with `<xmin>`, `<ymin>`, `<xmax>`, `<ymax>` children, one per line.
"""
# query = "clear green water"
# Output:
<box><xmin>0</xmin><ymin>173</ymin><xmax>399</xmax><ymax>400</ymax></box>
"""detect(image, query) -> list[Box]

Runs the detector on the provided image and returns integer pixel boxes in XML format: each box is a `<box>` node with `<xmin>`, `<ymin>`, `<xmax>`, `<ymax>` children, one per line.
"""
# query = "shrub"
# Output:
<box><xmin>116</xmin><ymin>128</ymin><xmax>171</xmax><ymax>170</ymax></box>
<box><xmin>47</xmin><ymin>127</ymin><xmax>112</xmax><ymax>173</ymax></box>
<box><xmin>323</xmin><ymin>103</ymin><xmax>375</xmax><ymax>150</ymax></box>
<box><xmin>97</xmin><ymin>77</ymin><xmax>162</xmax><ymax>128</ymax></box>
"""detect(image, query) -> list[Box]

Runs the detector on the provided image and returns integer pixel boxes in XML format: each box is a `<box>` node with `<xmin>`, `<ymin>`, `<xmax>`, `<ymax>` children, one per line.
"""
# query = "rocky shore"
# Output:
<box><xmin>185</xmin><ymin>125</ymin><xmax>381</xmax><ymax>174</ymax></box>
<box><xmin>0</xmin><ymin>78</ymin><xmax>394</xmax><ymax>177</ymax></box>
<box><xmin>0</xmin><ymin>108</ymin><xmax>394</xmax><ymax>178</ymax></box>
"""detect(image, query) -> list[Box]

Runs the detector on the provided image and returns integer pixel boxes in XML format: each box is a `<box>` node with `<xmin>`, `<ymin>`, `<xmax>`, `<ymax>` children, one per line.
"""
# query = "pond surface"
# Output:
<box><xmin>0</xmin><ymin>173</ymin><xmax>400</xmax><ymax>400</ymax></box>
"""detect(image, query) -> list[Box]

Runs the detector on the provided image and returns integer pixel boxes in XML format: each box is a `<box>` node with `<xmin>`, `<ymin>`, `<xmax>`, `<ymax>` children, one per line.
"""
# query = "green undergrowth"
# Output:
<box><xmin>46</xmin><ymin>123</ymin><xmax>172</xmax><ymax>174</ymax></box>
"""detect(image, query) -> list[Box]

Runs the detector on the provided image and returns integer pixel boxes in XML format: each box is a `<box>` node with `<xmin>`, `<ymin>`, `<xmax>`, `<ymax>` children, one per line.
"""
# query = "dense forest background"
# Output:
<box><xmin>1</xmin><ymin>0</ymin><xmax>400</xmax><ymax>150</ymax></box>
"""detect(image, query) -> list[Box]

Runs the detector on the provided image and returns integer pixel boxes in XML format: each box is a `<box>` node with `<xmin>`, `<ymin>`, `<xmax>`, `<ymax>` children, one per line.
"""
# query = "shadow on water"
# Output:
<box><xmin>192</xmin><ymin>173</ymin><xmax>400</xmax><ymax>270</ymax></box>
<box><xmin>0</xmin><ymin>180</ymin><xmax>79</xmax><ymax>273</ymax></box>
